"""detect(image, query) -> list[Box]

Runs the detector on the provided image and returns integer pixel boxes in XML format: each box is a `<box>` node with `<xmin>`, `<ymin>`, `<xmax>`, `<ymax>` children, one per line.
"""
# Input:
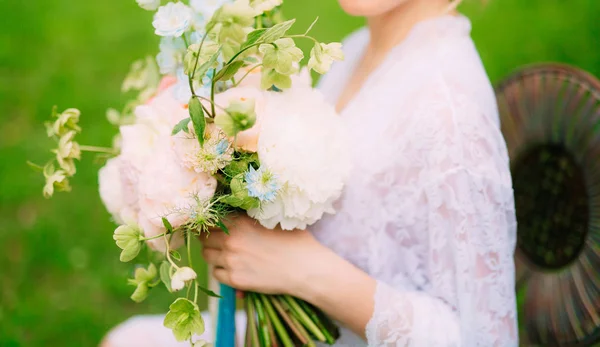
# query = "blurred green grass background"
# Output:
<box><xmin>1</xmin><ymin>0</ymin><xmax>599</xmax><ymax>346</ymax></box>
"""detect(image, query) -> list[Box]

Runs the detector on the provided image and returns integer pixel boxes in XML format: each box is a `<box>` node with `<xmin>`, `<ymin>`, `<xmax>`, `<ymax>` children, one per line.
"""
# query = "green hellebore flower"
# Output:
<box><xmin>308</xmin><ymin>42</ymin><xmax>344</xmax><ymax>74</ymax></box>
<box><xmin>42</xmin><ymin>163</ymin><xmax>71</xmax><ymax>198</ymax></box>
<box><xmin>260</xmin><ymin>68</ymin><xmax>291</xmax><ymax>90</ymax></box>
<box><xmin>113</xmin><ymin>224</ymin><xmax>143</xmax><ymax>262</ymax></box>
<box><xmin>259</xmin><ymin>38</ymin><xmax>304</xmax><ymax>75</ymax></box>
<box><xmin>164</xmin><ymin>298</ymin><xmax>205</xmax><ymax>342</ymax></box>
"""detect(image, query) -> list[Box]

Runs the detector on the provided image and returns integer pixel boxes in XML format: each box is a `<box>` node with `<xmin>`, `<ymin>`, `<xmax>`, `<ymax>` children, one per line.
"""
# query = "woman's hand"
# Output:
<box><xmin>200</xmin><ymin>214</ymin><xmax>330</xmax><ymax>297</ymax></box>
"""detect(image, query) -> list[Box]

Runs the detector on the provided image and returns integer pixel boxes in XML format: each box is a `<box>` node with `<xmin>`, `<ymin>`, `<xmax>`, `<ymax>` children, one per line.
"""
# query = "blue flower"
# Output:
<box><xmin>245</xmin><ymin>166</ymin><xmax>280</xmax><ymax>202</ymax></box>
<box><xmin>215</xmin><ymin>139</ymin><xmax>229</xmax><ymax>156</ymax></box>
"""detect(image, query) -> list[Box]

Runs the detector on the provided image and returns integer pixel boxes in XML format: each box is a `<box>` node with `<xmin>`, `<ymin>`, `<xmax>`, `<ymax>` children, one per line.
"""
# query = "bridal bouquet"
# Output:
<box><xmin>30</xmin><ymin>0</ymin><xmax>349</xmax><ymax>346</ymax></box>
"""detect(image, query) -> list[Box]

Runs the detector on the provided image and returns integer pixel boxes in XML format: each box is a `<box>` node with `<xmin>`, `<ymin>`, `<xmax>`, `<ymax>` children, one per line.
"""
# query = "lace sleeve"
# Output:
<box><xmin>365</xmin><ymin>79</ymin><xmax>519</xmax><ymax>346</ymax></box>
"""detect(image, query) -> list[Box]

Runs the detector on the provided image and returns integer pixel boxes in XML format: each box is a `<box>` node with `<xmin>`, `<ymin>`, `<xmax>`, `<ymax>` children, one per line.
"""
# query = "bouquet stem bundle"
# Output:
<box><xmin>245</xmin><ymin>293</ymin><xmax>339</xmax><ymax>347</ymax></box>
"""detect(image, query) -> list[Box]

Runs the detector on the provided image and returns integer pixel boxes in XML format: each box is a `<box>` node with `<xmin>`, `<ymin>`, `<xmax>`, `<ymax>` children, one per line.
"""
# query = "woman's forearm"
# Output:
<box><xmin>291</xmin><ymin>243</ymin><xmax>377</xmax><ymax>340</ymax></box>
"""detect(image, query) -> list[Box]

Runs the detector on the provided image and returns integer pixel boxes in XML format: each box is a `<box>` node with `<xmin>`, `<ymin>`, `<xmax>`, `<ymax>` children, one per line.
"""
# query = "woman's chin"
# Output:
<box><xmin>337</xmin><ymin>0</ymin><xmax>404</xmax><ymax>17</ymax></box>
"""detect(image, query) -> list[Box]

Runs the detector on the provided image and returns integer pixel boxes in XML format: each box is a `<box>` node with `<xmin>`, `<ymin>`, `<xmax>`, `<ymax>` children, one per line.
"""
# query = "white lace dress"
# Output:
<box><xmin>106</xmin><ymin>14</ymin><xmax>519</xmax><ymax>347</ymax></box>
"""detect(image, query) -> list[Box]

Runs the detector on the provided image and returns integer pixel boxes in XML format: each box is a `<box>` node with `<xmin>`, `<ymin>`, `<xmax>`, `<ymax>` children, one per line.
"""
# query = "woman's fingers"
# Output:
<box><xmin>202</xmin><ymin>247</ymin><xmax>225</xmax><ymax>267</ymax></box>
<box><xmin>212</xmin><ymin>267</ymin><xmax>232</xmax><ymax>287</ymax></box>
<box><xmin>199</xmin><ymin>230</ymin><xmax>227</xmax><ymax>249</ymax></box>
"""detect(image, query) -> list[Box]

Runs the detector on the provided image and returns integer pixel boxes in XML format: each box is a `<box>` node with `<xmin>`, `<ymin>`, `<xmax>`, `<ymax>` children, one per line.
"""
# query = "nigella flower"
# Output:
<box><xmin>245</xmin><ymin>166</ymin><xmax>280</xmax><ymax>202</ymax></box>
<box><xmin>172</xmin><ymin>129</ymin><xmax>233</xmax><ymax>174</ymax></box>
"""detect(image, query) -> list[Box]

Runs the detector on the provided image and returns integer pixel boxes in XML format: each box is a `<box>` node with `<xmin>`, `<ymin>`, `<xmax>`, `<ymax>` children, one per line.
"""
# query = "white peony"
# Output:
<box><xmin>153</xmin><ymin>2</ymin><xmax>194</xmax><ymax>37</ymax></box>
<box><xmin>248</xmin><ymin>86</ymin><xmax>351</xmax><ymax>230</ymax></box>
<box><xmin>136</xmin><ymin>0</ymin><xmax>160</xmax><ymax>11</ymax></box>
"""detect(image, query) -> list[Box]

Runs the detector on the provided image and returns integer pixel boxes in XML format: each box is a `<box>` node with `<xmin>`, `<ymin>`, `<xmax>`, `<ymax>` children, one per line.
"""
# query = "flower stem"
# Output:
<box><xmin>260</xmin><ymin>294</ymin><xmax>294</xmax><ymax>347</ymax></box>
<box><xmin>79</xmin><ymin>145</ymin><xmax>117</xmax><ymax>154</ymax></box>
<box><xmin>285</xmin><ymin>34</ymin><xmax>319</xmax><ymax>44</ymax></box>
<box><xmin>187</xmin><ymin>230</ymin><xmax>193</xmax><ymax>269</ymax></box>
<box><xmin>233</xmin><ymin>64</ymin><xmax>263</xmax><ymax>88</ymax></box>
<box><xmin>281</xmin><ymin>295</ymin><xmax>326</xmax><ymax>342</ymax></box>
<box><xmin>140</xmin><ymin>233</ymin><xmax>166</xmax><ymax>241</ymax></box>
<box><xmin>196</xmin><ymin>95</ymin><xmax>227</xmax><ymax>112</ymax></box>
<box><xmin>270</xmin><ymin>296</ymin><xmax>311</xmax><ymax>345</ymax></box>
<box><xmin>246</xmin><ymin>294</ymin><xmax>260</xmax><ymax>347</ymax></box>
<box><xmin>194</xmin><ymin>281</ymin><xmax>199</xmax><ymax>303</ymax></box>
<box><xmin>210</xmin><ymin>69</ymin><xmax>216</xmax><ymax>117</ymax></box>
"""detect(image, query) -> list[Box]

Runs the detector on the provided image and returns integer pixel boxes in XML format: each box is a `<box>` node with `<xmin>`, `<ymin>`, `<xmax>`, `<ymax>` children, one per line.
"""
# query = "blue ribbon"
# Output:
<box><xmin>215</xmin><ymin>283</ymin><xmax>236</xmax><ymax>347</ymax></box>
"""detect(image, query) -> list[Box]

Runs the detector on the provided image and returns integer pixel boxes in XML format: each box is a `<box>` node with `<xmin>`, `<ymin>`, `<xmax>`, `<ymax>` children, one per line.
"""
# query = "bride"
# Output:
<box><xmin>104</xmin><ymin>0</ymin><xmax>518</xmax><ymax>345</ymax></box>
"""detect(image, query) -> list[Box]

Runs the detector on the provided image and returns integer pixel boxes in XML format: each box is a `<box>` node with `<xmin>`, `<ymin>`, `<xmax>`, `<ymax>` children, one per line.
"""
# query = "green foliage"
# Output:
<box><xmin>188</xmin><ymin>96</ymin><xmax>206</xmax><ymax>146</ymax></box>
<box><xmin>2</xmin><ymin>0</ymin><xmax>600</xmax><ymax>345</ymax></box>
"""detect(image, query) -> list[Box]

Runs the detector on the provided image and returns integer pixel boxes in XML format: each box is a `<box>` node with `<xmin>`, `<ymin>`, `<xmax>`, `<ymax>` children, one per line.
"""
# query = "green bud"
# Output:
<box><xmin>215</xmin><ymin>99</ymin><xmax>257</xmax><ymax>137</ymax></box>
<box><xmin>113</xmin><ymin>224</ymin><xmax>143</xmax><ymax>262</ymax></box>
<box><xmin>221</xmin><ymin>173</ymin><xmax>259</xmax><ymax>210</ymax></box>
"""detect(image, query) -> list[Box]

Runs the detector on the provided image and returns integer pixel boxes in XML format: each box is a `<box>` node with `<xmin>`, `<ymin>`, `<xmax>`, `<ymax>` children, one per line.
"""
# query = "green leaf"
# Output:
<box><xmin>304</xmin><ymin>17</ymin><xmax>319</xmax><ymax>35</ymax></box>
<box><xmin>260</xmin><ymin>19</ymin><xmax>295</xmax><ymax>44</ymax></box>
<box><xmin>172</xmin><ymin>117</ymin><xmax>191</xmax><ymax>135</ymax></box>
<box><xmin>163</xmin><ymin>298</ymin><xmax>205</xmax><ymax>342</ymax></box>
<box><xmin>195</xmin><ymin>48</ymin><xmax>222</xmax><ymax>80</ymax></box>
<box><xmin>216</xmin><ymin>219</ymin><xmax>230</xmax><ymax>235</ymax></box>
<box><xmin>189</xmin><ymin>97</ymin><xmax>206</xmax><ymax>147</ymax></box>
<box><xmin>161</xmin><ymin>217</ymin><xmax>174</xmax><ymax>234</ymax></box>
<box><xmin>170</xmin><ymin>250</ymin><xmax>182</xmax><ymax>261</ymax></box>
<box><xmin>221</xmin><ymin>173</ymin><xmax>260</xmax><ymax>210</ymax></box>
<box><xmin>160</xmin><ymin>261</ymin><xmax>173</xmax><ymax>293</ymax></box>
<box><xmin>198</xmin><ymin>285</ymin><xmax>222</xmax><ymax>298</ymax></box>
<box><xmin>240</xmin><ymin>28</ymin><xmax>267</xmax><ymax>51</ymax></box>
<box><xmin>214</xmin><ymin>60</ymin><xmax>245</xmax><ymax>82</ymax></box>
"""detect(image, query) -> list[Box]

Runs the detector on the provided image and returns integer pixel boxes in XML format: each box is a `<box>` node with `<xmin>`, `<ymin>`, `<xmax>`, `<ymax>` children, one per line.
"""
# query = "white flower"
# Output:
<box><xmin>136</xmin><ymin>0</ymin><xmax>160</xmax><ymax>11</ymax></box>
<box><xmin>245</xmin><ymin>165</ymin><xmax>280</xmax><ymax>202</ymax></box>
<box><xmin>250</xmin><ymin>0</ymin><xmax>282</xmax><ymax>14</ymax></box>
<box><xmin>156</xmin><ymin>37</ymin><xmax>186</xmax><ymax>75</ymax></box>
<box><xmin>308</xmin><ymin>42</ymin><xmax>344</xmax><ymax>74</ymax></box>
<box><xmin>172</xmin><ymin>125</ymin><xmax>234</xmax><ymax>174</ymax></box>
<box><xmin>248</xmin><ymin>87</ymin><xmax>351</xmax><ymax>230</ymax></box>
<box><xmin>171</xmin><ymin>267</ymin><xmax>198</xmax><ymax>291</ymax></box>
<box><xmin>190</xmin><ymin>0</ymin><xmax>230</xmax><ymax>21</ymax></box>
<box><xmin>153</xmin><ymin>2</ymin><xmax>194</xmax><ymax>37</ymax></box>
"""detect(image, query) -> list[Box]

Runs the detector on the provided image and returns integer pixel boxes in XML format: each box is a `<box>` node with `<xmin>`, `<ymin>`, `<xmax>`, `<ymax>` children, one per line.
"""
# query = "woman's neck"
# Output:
<box><xmin>366</xmin><ymin>0</ymin><xmax>450</xmax><ymax>56</ymax></box>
